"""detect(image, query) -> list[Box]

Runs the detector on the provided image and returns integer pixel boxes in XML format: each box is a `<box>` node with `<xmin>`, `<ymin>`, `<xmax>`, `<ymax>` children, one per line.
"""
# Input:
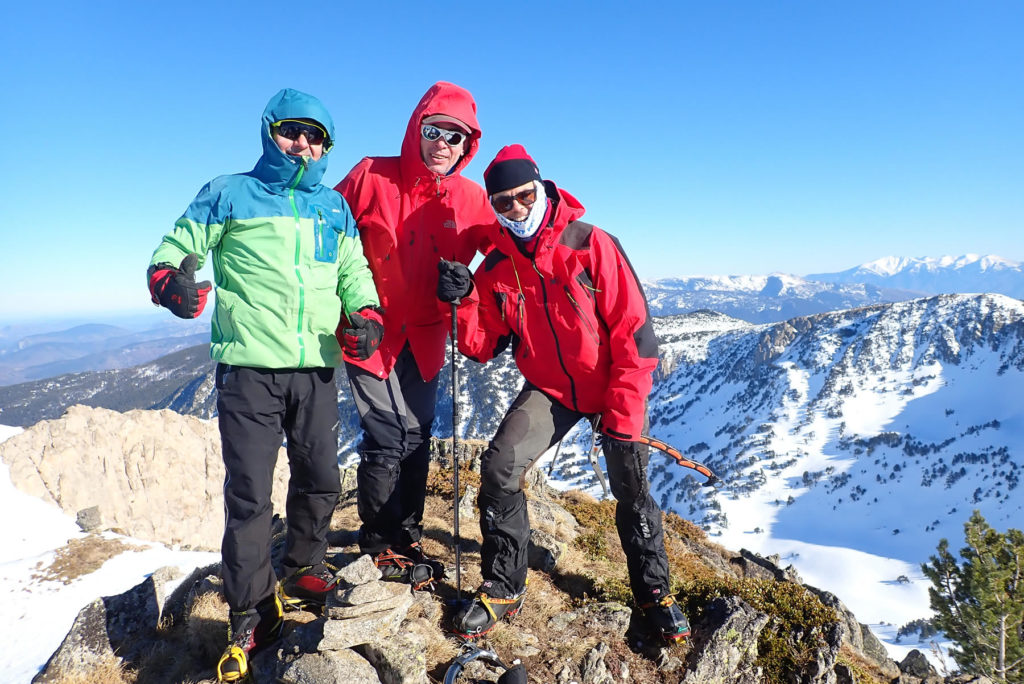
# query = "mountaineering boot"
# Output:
<box><xmin>452</xmin><ymin>585</ymin><xmax>527</xmax><ymax>638</ymax></box>
<box><xmin>279</xmin><ymin>562</ymin><xmax>341</xmax><ymax>612</ymax></box>
<box><xmin>216</xmin><ymin>594</ymin><xmax>283</xmax><ymax>682</ymax></box>
<box><xmin>373</xmin><ymin>547</ymin><xmax>440</xmax><ymax>590</ymax></box>
<box><xmin>641</xmin><ymin>595</ymin><xmax>691</xmax><ymax>642</ymax></box>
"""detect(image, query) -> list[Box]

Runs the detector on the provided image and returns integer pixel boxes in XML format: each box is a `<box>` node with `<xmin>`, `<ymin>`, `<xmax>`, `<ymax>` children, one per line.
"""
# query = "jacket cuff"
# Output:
<box><xmin>600</xmin><ymin>411</ymin><xmax>641</xmax><ymax>442</ymax></box>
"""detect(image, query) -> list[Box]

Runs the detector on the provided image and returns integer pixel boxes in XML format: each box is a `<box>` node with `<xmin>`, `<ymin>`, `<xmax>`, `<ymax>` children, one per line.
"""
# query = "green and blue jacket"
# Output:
<box><xmin>150</xmin><ymin>88</ymin><xmax>378</xmax><ymax>369</ymax></box>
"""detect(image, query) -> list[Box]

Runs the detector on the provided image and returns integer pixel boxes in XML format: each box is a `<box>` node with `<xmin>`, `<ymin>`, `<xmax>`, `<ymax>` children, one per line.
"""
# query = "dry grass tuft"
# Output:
<box><xmin>836</xmin><ymin>644</ymin><xmax>893</xmax><ymax>684</ymax></box>
<box><xmin>33</xmin><ymin>534</ymin><xmax>144</xmax><ymax>585</ymax></box>
<box><xmin>48</xmin><ymin>653</ymin><xmax>135</xmax><ymax>684</ymax></box>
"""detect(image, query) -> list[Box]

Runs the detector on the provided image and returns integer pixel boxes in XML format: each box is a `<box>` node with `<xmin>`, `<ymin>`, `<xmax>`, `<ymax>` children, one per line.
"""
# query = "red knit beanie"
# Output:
<box><xmin>484</xmin><ymin>144</ymin><xmax>541</xmax><ymax>195</ymax></box>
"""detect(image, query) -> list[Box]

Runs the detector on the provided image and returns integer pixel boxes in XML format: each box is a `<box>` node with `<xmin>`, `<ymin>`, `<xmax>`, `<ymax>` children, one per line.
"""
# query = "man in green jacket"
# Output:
<box><xmin>147</xmin><ymin>88</ymin><xmax>382</xmax><ymax>683</ymax></box>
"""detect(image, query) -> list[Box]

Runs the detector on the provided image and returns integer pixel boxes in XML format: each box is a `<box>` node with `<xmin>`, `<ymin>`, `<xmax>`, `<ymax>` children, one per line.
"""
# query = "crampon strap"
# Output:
<box><xmin>374</xmin><ymin>549</ymin><xmax>437</xmax><ymax>590</ymax></box>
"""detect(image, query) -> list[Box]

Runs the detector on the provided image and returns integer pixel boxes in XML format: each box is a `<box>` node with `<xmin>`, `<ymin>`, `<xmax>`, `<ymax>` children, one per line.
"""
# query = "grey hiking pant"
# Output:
<box><xmin>478</xmin><ymin>382</ymin><xmax>670</xmax><ymax>603</ymax></box>
<box><xmin>216</xmin><ymin>364</ymin><xmax>341</xmax><ymax>612</ymax></box>
<box><xmin>346</xmin><ymin>344</ymin><xmax>439</xmax><ymax>555</ymax></box>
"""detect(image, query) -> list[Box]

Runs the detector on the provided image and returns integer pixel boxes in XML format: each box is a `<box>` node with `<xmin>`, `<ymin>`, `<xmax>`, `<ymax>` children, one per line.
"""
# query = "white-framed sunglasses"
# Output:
<box><xmin>421</xmin><ymin>124</ymin><xmax>467</xmax><ymax>146</ymax></box>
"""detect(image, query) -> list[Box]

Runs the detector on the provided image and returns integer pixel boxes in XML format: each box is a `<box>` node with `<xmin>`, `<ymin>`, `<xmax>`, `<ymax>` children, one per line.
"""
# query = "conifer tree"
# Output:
<box><xmin>922</xmin><ymin>511</ymin><xmax>1024</xmax><ymax>682</ymax></box>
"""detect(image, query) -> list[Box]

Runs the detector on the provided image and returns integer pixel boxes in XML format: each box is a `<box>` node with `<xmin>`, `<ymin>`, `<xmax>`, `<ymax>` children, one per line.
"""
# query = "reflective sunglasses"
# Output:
<box><xmin>490</xmin><ymin>187</ymin><xmax>538</xmax><ymax>214</ymax></box>
<box><xmin>421</xmin><ymin>124</ymin><xmax>467</xmax><ymax>146</ymax></box>
<box><xmin>272</xmin><ymin>120</ymin><xmax>328</xmax><ymax>145</ymax></box>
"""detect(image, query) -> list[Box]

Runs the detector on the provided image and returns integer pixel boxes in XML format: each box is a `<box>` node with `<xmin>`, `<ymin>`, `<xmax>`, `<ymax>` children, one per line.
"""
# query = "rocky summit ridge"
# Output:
<box><xmin>5</xmin><ymin>406</ymin><xmax>992</xmax><ymax>684</ymax></box>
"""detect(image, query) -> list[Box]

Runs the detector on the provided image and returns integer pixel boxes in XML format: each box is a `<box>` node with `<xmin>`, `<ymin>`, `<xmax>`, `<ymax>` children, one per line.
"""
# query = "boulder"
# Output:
<box><xmin>681</xmin><ymin>596</ymin><xmax>769</xmax><ymax>684</ymax></box>
<box><xmin>0</xmin><ymin>405</ymin><xmax>291</xmax><ymax>551</ymax></box>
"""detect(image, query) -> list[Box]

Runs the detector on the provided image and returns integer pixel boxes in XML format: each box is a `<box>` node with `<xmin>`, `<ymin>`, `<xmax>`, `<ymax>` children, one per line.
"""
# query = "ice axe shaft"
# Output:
<box><xmin>637</xmin><ymin>434</ymin><xmax>718</xmax><ymax>486</ymax></box>
<box><xmin>587</xmin><ymin>416</ymin><xmax>611</xmax><ymax>499</ymax></box>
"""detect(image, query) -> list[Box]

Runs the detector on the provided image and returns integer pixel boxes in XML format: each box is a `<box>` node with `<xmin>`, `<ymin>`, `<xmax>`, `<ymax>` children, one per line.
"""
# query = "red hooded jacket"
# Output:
<box><xmin>336</xmin><ymin>82</ymin><xmax>493</xmax><ymax>381</ymax></box>
<box><xmin>454</xmin><ymin>181</ymin><xmax>659</xmax><ymax>440</ymax></box>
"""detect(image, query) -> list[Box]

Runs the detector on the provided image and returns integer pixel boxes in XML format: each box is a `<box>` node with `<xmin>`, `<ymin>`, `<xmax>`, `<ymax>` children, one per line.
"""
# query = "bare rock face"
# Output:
<box><xmin>0</xmin><ymin>404</ymin><xmax>291</xmax><ymax>551</ymax></box>
<box><xmin>33</xmin><ymin>563</ymin><xmax>217</xmax><ymax>683</ymax></box>
<box><xmin>682</xmin><ymin>596</ymin><xmax>770</xmax><ymax>684</ymax></box>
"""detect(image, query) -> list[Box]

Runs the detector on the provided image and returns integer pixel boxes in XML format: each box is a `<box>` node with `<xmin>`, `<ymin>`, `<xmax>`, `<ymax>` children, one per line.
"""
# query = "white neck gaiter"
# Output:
<box><xmin>496</xmin><ymin>181</ymin><xmax>547</xmax><ymax>240</ymax></box>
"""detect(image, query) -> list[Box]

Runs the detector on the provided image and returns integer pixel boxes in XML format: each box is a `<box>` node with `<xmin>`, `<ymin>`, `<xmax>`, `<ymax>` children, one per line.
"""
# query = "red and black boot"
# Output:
<box><xmin>216</xmin><ymin>593</ymin><xmax>283</xmax><ymax>682</ymax></box>
<box><xmin>279</xmin><ymin>562</ymin><xmax>341</xmax><ymax>613</ymax></box>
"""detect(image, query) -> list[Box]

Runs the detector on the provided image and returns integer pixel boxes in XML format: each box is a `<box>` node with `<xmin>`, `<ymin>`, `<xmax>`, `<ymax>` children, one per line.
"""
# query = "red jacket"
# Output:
<box><xmin>336</xmin><ymin>82</ymin><xmax>493</xmax><ymax>381</ymax></box>
<box><xmin>455</xmin><ymin>182</ymin><xmax>659</xmax><ymax>440</ymax></box>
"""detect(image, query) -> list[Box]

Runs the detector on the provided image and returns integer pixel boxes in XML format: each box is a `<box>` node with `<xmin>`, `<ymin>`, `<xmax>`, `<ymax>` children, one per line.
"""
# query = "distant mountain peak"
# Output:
<box><xmin>807</xmin><ymin>254</ymin><xmax>1024</xmax><ymax>298</ymax></box>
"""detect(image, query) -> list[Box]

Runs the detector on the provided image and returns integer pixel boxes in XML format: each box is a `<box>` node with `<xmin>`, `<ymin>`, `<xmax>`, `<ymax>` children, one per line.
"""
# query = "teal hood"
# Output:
<box><xmin>251</xmin><ymin>88</ymin><xmax>335</xmax><ymax>191</ymax></box>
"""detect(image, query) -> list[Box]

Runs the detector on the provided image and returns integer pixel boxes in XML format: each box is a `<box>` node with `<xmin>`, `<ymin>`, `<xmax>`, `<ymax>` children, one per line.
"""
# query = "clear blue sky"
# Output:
<box><xmin>1</xmin><ymin>1</ymin><xmax>1022</xmax><ymax>319</ymax></box>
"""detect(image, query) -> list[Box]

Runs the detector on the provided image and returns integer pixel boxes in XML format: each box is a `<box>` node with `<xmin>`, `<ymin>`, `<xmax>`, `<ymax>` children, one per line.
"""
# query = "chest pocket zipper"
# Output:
<box><xmin>564</xmin><ymin>285</ymin><xmax>601</xmax><ymax>345</ymax></box>
<box><xmin>313</xmin><ymin>208</ymin><xmax>339</xmax><ymax>262</ymax></box>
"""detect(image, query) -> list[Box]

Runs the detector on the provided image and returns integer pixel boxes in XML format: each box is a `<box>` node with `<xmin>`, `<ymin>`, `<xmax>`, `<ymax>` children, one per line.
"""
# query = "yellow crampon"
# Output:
<box><xmin>216</xmin><ymin>644</ymin><xmax>250</xmax><ymax>682</ymax></box>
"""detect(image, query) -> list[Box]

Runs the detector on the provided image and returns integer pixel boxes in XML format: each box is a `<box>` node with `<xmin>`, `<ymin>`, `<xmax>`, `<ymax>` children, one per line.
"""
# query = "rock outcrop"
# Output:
<box><xmin>13</xmin><ymin>406</ymin><xmax>970</xmax><ymax>683</ymax></box>
<box><xmin>0</xmin><ymin>404</ymin><xmax>290</xmax><ymax>550</ymax></box>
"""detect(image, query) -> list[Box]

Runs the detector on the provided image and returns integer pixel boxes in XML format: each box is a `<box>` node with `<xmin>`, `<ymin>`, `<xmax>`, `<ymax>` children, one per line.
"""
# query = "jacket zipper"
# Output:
<box><xmin>564</xmin><ymin>286</ymin><xmax>601</xmax><ymax>345</ymax></box>
<box><xmin>535</xmin><ymin>261</ymin><xmax>579</xmax><ymax>410</ymax></box>
<box><xmin>316</xmin><ymin>209</ymin><xmax>324</xmax><ymax>256</ymax></box>
<box><xmin>289</xmin><ymin>163</ymin><xmax>307</xmax><ymax>367</ymax></box>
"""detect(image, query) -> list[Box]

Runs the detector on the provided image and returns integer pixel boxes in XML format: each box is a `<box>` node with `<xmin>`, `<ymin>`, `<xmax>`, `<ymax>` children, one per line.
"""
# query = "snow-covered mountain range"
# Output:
<box><xmin>644</xmin><ymin>293</ymin><xmax>1024</xmax><ymax>566</ymax></box>
<box><xmin>642</xmin><ymin>254</ymin><xmax>1024</xmax><ymax>324</ymax></box>
<box><xmin>3</xmin><ymin>256</ymin><xmax>1022</xmax><ymax>567</ymax></box>
<box><xmin>5</xmin><ymin>292</ymin><xmax>1021</xmax><ymax>572</ymax></box>
<box><xmin>641</xmin><ymin>274</ymin><xmax>918</xmax><ymax>323</ymax></box>
<box><xmin>807</xmin><ymin>254</ymin><xmax>1024</xmax><ymax>298</ymax></box>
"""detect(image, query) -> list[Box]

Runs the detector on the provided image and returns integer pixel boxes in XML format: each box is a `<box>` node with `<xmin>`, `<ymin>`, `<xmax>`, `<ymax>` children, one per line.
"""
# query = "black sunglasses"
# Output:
<box><xmin>421</xmin><ymin>124</ymin><xmax>467</xmax><ymax>146</ymax></box>
<box><xmin>272</xmin><ymin>120</ymin><xmax>328</xmax><ymax>145</ymax></box>
<box><xmin>490</xmin><ymin>187</ymin><xmax>538</xmax><ymax>214</ymax></box>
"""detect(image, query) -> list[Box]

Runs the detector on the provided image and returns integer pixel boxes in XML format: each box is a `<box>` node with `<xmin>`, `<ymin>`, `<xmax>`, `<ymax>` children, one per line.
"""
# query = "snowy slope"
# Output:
<box><xmin>646</xmin><ymin>293</ymin><xmax>1024</xmax><ymax>562</ymax></box>
<box><xmin>0</xmin><ymin>425</ymin><xmax>217</xmax><ymax>683</ymax></box>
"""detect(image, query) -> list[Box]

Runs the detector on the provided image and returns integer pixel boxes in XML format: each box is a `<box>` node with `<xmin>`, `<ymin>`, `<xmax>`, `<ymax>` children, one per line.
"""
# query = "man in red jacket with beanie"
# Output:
<box><xmin>335</xmin><ymin>82</ymin><xmax>493</xmax><ymax>587</ymax></box>
<box><xmin>437</xmin><ymin>145</ymin><xmax>691</xmax><ymax>642</ymax></box>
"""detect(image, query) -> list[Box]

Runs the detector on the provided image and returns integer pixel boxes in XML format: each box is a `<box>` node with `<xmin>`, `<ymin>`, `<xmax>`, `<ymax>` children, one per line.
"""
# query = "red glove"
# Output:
<box><xmin>148</xmin><ymin>253</ymin><xmax>211</xmax><ymax>319</ymax></box>
<box><xmin>341</xmin><ymin>307</ymin><xmax>384</xmax><ymax>360</ymax></box>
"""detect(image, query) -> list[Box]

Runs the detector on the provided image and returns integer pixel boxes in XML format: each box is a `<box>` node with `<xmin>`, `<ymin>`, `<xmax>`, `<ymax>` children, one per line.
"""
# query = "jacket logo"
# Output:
<box><xmin>443</xmin><ymin>220</ymin><xmax>457</xmax><ymax>230</ymax></box>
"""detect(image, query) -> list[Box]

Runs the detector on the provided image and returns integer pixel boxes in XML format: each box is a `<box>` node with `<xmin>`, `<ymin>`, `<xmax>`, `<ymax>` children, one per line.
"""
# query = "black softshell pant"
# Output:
<box><xmin>346</xmin><ymin>344</ymin><xmax>439</xmax><ymax>555</ymax></box>
<box><xmin>478</xmin><ymin>383</ymin><xmax>670</xmax><ymax>603</ymax></box>
<box><xmin>217</xmin><ymin>364</ymin><xmax>340</xmax><ymax>611</ymax></box>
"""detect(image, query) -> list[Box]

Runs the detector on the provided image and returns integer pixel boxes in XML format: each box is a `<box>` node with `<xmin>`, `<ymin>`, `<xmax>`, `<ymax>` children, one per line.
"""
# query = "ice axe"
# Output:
<box><xmin>444</xmin><ymin>640</ymin><xmax>526</xmax><ymax>683</ymax></box>
<box><xmin>638</xmin><ymin>434</ymin><xmax>719</xmax><ymax>486</ymax></box>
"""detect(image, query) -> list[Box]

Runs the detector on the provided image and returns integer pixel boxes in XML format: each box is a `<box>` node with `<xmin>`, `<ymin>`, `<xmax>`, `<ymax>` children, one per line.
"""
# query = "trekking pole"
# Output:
<box><xmin>449</xmin><ymin>299</ymin><xmax>463</xmax><ymax>605</ymax></box>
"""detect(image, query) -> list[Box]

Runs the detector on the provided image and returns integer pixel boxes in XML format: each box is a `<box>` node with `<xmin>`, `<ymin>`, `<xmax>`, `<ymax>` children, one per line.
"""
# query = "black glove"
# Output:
<box><xmin>341</xmin><ymin>307</ymin><xmax>384</xmax><ymax>360</ymax></box>
<box><xmin>437</xmin><ymin>260</ymin><xmax>473</xmax><ymax>303</ymax></box>
<box><xmin>148</xmin><ymin>253</ymin><xmax>212</xmax><ymax>319</ymax></box>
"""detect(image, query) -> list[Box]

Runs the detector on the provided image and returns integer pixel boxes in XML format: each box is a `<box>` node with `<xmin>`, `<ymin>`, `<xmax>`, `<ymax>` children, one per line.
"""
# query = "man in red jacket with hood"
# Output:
<box><xmin>335</xmin><ymin>82</ymin><xmax>493</xmax><ymax>586</ymax></box>
<box><xmin>437</xmin><ymin>145</ymin><xmax>691</xmax><ymax>642</ymax></box>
